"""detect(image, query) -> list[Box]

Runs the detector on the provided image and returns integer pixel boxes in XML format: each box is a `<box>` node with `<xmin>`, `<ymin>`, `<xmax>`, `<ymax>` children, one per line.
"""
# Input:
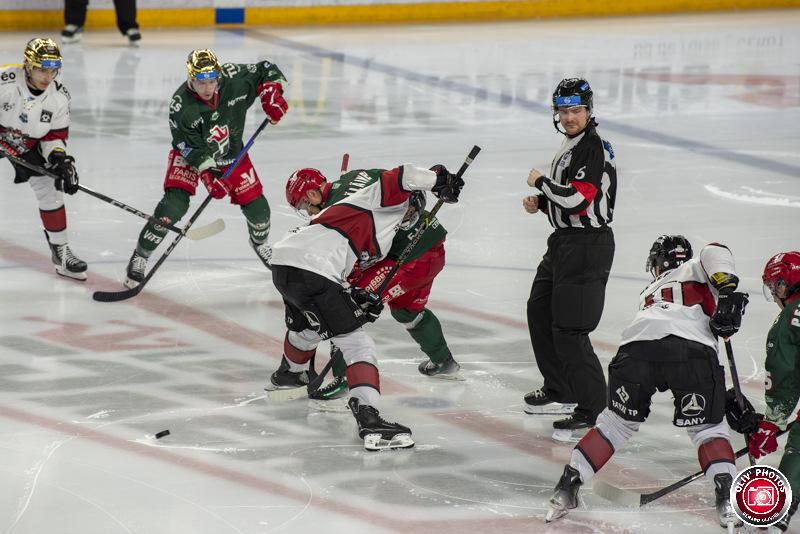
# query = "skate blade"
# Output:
<box><xmin>524</xmin><ymin>403</ymin><xmax>577</xmax><ymax>415</ymax></box>
<box><xmin>56</xmin><ymin>267</ymin><xmax>87</xmax><ymax>281</ymax></box>
<box><xmin>545</xmin><ymin>504</ymin><xmax>568</xmax><ymax>523</ymax></box>
<box><xmin>427</xmin><ymin>372</ymin><xmax>465</xmax><ymax>382</ymax></box>
<box><xmin>363</xmin><ymin>433</ymin><xmax>415</xmax><ymax>451</ymax></box>
<box><xmin>551</xmin><ymin>428</ymin><xmax>590</xmax><ymax>443</ymax></box>
<box><xmin>264</xmin><ymin>385</ymin><xmax>307</xmax><ymax>402</ymax></box>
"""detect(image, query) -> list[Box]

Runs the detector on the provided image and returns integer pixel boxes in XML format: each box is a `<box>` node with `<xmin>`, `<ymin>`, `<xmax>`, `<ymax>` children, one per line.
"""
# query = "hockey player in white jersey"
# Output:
<box><xmin>545</xmin><ymin>236</ymin><xmax>749</xmax><ymax>529</ymax></box>
<box><xmin>266</xmin><ymin>162</ymin><xmax>464</xmax><ymax>450</ymax></box>
<box><xmin>0</xmin><ymin>38</ymin><xmax>86</xmax><ymax>280</ymax></box>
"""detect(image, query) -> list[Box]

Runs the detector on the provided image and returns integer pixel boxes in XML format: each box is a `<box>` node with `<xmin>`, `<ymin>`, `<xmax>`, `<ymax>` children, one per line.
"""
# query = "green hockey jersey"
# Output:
<box><xmin>764</xmin><ymin>294</ymin><xmax>800</xmax><ymax>426</ymax></box>
<box><xmin>325</xmin><ymin>169</ymin><xmax>447</xmax><ymax>263</ymax></box>
<box><xmin>168</xmin><ymin>61</ymin><xmax>286</xmax><ymax>171</ymax></box>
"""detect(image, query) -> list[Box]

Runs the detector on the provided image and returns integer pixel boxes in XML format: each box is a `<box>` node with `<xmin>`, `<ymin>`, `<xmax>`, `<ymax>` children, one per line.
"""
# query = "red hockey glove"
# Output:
<box><xmin>200</xmin><ymin>169</ymin><xmax>232</xmax><ymax>199</ymax></box>
<box><xmin>257</xmin><ymin>82</ymin><xmax>288</xmax><ymax>124</ymax></box>
<box><xmin>748</xmin><ymin>419</ymin><xmax>780</xmax><ymax>459</ymax></box>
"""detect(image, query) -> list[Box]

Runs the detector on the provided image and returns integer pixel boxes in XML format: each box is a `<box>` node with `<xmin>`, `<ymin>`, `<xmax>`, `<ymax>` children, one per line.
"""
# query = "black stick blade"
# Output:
<box><xmin>92</xmin><ymin>285</ymin><xmax>143</xmax><ymax>302</ymax></box>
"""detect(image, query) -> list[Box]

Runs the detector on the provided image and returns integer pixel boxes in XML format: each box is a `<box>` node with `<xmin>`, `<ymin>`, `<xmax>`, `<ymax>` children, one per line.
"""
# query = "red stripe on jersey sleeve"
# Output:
<box><xmin>572</xmin><ymin>181</ymin><xmax>598</xmax><ymax>216</ymax></box>
<box><xmin>312</xmin><ymin>203</ymin><xmax>381</xmax><ymax>259</ymax></box>
<box><xmin>42</xmin><ymin>127</ymin><xmax>69</xmax><ymax>142</ymax></box>
<box><xmin>379</xmin><ymin>166</ymin><xmax>411</xmax><ymax>207</ymax></box>
<box><xmin>681</xmin><ymin>281</ymin><xmax>716</xmax><ymax>317</ymax></box>
<box><xmin>346</xmin><ymin>361</ymin><xmax>380</xmax><ymax>392</ymax></box>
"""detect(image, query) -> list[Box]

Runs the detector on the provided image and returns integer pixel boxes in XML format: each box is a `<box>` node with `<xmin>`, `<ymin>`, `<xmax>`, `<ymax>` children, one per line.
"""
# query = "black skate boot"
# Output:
<box><xmin>46</xmin><ymin>232</ymin><xmax>87</xmax><ymax>281</ymax></box>
<box><xmin>713</xmin><ymin>473</ymin><xmax>742</xmax><ymax>529</ymax></box>
<box><xmin>418</xmin><ymin>356</ymin><xmax>463</xmax><ymax>380</ymax></box>
<box><xmin>60</xmin><ymin>25</ymin><xmax>83</xmax><ymax>44</ymax></box>
<box><xmin>524</xmin><ymin>388</ymin><xmax>577</xmax><ymax>415</ymax></box>
<box><xmin>264</xmin><ymin>356</ymin><xmax>317</xmax><ymax>401</ymax></box>
<box><xmin>124</xmin><ymin>250</ymin><xmax>148</xmax><ymax>289</ymax></box>
<box><xmin>348</xmin><ymin>397</ymin><xmax>414</xmax><ymax>451</ymax></box>
<box><xmin>250</xmin><ymin>238</ymin><xmax>272</xmax><ymax>270</ymax></box>
<box><xmin>771</xmin><ymin>495</ymin><xmax>798</xmax><ymax>532</ymax></box>
<box><xmin>545</xmin><ymin>465</ymin><xmax>582</xmax><ymax>522</ymax></box>
<box><xmin>125</xmin><ymin>28</ymin><xmax>142</xmax><ymax>46</ymax></box>
<box><xmin>552</xmin><ymin>411</ymin><xmax>595</xmax><ymax>442</ymax></box>
<box><xmin>308</xmin><ymin>375</ymin><xmax>348</xmax><ymax>400</ymax></box>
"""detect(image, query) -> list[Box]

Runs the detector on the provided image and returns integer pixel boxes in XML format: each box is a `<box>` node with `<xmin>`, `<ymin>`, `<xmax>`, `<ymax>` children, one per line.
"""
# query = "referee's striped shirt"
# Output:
<box><xmin>535</xmin><ymin>123</ymin><xmax>617</xmax><ymax>230</ymax></box>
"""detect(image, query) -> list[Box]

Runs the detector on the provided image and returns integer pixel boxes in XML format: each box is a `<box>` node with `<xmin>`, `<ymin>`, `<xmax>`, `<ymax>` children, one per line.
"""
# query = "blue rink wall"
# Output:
<box><xmin>1</xmin><ymin>0</ymin><xmax>799</xmax><ymax>30</ymax></box>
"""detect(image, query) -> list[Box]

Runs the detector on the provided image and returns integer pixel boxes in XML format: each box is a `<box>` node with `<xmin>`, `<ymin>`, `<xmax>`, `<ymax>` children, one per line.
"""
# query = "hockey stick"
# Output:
<box><xmin>306</xmin><ymin>145</ymin><xmax>482</xmax><ymax>394</ymax></box>
<box><xmin>724</xmin><ymin>338</ymin><xmax>756</xmax><ymax>465</ymax></box>
<box><xmin>92</xmin><ymin>117</ymin><xmax>271</xmax><ymax>302</ymax></box>
<box><xmin>340</xmin><ymin>153</ymin><xmax>349</xmax><ymax>176</ymax></box>
<box><xmin>0</xmin><ymin>144</ymin><xmax>224</xmax><ymax>241</ymax></box>
<box><xmin>593</xmin><ymin>421</ymin><xmax>796</xmax><ymax>507</ymax></box>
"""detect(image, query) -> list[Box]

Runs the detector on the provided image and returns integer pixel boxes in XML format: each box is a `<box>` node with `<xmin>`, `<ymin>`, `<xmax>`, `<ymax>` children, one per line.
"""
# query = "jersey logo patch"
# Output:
<box><xmin>40</xmin><ymin>110</ymin><xmax>52</xmax><ymax>123</ymax></box>
<box><xmin>18</xmin><ymin>112</ymin><xmax>27</xmax><ymax>124</ymax></box>
<box><xmin>206</xmin><ymin>124</ymin><xmax>230</xmax><ymax>160</ymax></box>
<box><xmin>680</xmin><ymin>393</ymin><xmax>705</xmax><ymax>416</ymax></box>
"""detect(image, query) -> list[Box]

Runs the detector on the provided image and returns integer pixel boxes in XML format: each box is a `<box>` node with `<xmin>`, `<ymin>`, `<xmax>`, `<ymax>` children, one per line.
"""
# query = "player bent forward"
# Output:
<box><xmin>0</xmin><ymin>38</ymin><xmax>85</xmax><ymax>279</ymax></box>
<box><xmin>123</xmin><ymin>49</ymin><xmax>287</xmax><ymax>288</ymax></box>
<box><xmin>282</xmin><ymin>167</ymin><xmax>460</xmax><ymax>401</ymax></box>
<box><xmin>545</xmin><ymin>236</ymin><xmax>749</xmax><ymax>530</ymax></box>
<box><xmin>265</xmin><ymin>162</ymin><xmax>464</xmax><ymax>450</ymax></box>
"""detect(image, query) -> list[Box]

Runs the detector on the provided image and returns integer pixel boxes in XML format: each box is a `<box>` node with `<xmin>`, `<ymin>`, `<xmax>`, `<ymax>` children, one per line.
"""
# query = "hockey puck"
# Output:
<box><xmin>155</xmin><ymin>430</ymin><xmax>170</xmax><ymax>439</ymax></box>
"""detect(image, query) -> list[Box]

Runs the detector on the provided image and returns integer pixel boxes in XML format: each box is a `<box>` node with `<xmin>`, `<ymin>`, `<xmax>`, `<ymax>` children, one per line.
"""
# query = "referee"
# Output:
<box><xmin>522</xmin><ymin>78</ymin><xmax>617</xmax><ymax>437</ymax></box>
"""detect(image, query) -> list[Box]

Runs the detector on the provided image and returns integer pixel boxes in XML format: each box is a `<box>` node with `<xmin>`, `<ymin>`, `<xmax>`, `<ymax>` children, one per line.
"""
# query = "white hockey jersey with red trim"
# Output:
<box><xmin>271</xmin><ymin>164</ymin><xmax>437</xmax><ymax>284</ymax></box>
<box><xmin>619</xmin><ymin>244</ymin><xmax>737</xmax><ymax>349</ymax></box>
<box><xmin>0</xmin><ymin>65</ymin><xmax>70</xmax><ymax>160</ymax></box>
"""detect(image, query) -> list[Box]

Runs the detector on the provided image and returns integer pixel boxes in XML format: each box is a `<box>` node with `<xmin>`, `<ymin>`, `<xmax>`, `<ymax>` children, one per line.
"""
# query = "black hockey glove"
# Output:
<box><xmin>430</xmin><ymin>164</ymin><xmax>464</xmax><ymax>204</ymax></box>
<box><xmin>350</xmin><ymin>288</ymin><xmax>384</xmax><ymax>323</ymax></box>
<box><xmin>48</xmin><ymin>150</ymin><xmax>79</xmax><ymax>195</ymax></box>
<box><xmin>724</xmin><ymin>388</ymin><xmax>762</xmax><ymax>435</ymax></box>
<box><xmin>709</xmin><ymin>291</ymin><xmax>749</xmax><ymax>338</ymax></box>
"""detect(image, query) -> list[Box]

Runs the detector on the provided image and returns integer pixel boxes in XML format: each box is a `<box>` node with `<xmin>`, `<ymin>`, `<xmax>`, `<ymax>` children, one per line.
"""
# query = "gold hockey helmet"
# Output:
<box><xmin>23</xmin><ymin>38</ymin><xmax>62</xmax><ymax>70</ymax></box>
<box><xmin>186</xmin><ymin>49</ymin><xmax>221</xmax><ymax>80</ymax></box>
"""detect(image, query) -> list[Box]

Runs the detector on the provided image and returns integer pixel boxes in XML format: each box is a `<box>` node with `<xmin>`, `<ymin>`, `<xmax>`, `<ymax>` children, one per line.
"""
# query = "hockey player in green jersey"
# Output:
<box><xmin>284</xmin><ymin>167</ymin><xmax>461</xmax><ymax>400</ymax></box>
<box><xmin>123</xmin><ymin>49</ymin><xmax>287</xmax><ymax>288</ymax></box>
<box><xmin>739</xmin><ymin>251</ymin><xmax>800</xmax><ymax>532</ymax></box>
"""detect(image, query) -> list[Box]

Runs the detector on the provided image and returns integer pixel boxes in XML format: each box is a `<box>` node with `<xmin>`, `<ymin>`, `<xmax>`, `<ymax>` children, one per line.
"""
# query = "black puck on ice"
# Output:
<box><xmin>155</xmin><ymin>430</ymin><xmax>170</xmax><ymax>439</ymax></box>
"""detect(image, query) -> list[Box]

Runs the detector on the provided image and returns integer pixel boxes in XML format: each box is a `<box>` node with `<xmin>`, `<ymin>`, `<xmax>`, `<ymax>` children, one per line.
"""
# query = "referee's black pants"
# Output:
<box><xmin>527</xmin><ymin>227</ymin><xmax>614</xmax><ymax>422</ymax></box>
<box><xmin>64</xmin><ymin>0</ymin><xmax>139</xmax><ymax>35</ymax></box>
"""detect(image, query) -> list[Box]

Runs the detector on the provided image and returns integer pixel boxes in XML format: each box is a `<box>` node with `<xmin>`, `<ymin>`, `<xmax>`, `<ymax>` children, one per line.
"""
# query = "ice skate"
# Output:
<box><xmin>250</xmin><ymin>238</ymin><xmax>272</xmax><ymax>270</ymax></box>
<box><xmin>524</xmin><ymin>388</ymin><xmax>577</xmax><ymax>415</ymax></box>
<box><xmin>551</xmin><ymin>412</ymin><xmax>595</xmax><ymax>442</ymax></box>
<box><xmin>418</xmin><ymin>356</ymin><xmax>464</xmax><ymax>381</ymax></box>
<box><xmin>46</xmin><ymin>233</ymin><xmax>87</xmax><ymax>281</ymax></box>
<box><xmin>545</xmin><ymin>465</ymin><xmax>582</xmax><ymax>522</ymax></box>
<box><xmin>713</xmin><ymin>473</ymin><xmax>742</xmax><ymax>530</ymax></box>
<box><xmin>126</xmin><ymin>28</ymin><xmax>142</xmax><ymax>47</ymax></box>
<box><xmin>308</xmin><ymin>375</ymin><xmax>348</xmax><ymax>400</ymax></box>
<box><xmin>60</xmin><ymin>25</ymin><xmax>83</xmax><ymax>44</ymax></box>
<box><xmin>124</xmin><ymin>250</ymin><xmax>148</xmax><ymax>289</ymax></box>
<box><xmin>264</xmin><ymin>357</ymin><xmax>317</xmax><ymax>401</ymax></box>
<box><xmin>348</xmin><ymin>397</ymin><xmax>414</xmax><ymax>451</ymax></box>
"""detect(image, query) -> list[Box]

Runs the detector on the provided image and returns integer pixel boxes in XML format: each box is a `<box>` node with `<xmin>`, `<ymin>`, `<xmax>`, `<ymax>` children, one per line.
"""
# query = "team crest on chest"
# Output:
<box><xmin>40</xmin><ymin>110</ymin><xmax>52</xmax><ymax>123</ymax></box>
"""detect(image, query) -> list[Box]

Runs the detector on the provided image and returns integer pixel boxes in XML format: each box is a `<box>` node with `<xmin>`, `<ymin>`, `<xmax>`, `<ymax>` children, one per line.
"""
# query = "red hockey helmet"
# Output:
<box><xmin>285</xmin><ymin>168</ymin><xmax>327</xmax><ymax>210</ymax></box>
<box><xmin>762</xmin><ymin>251</ymin><xmax>800</xmax><ymax>301</ymax></box>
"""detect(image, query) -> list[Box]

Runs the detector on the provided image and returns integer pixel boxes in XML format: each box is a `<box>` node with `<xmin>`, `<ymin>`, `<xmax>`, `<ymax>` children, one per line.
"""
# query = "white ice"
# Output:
<box><xmin>1</xmin><ymin>10</ymin><xmax>799</xmax><ymax>533</ymax></box>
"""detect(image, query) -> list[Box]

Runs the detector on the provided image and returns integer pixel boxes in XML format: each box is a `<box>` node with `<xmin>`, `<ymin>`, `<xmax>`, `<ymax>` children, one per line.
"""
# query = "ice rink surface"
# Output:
<box><xmin>1</xmin><ymin>9</ymin><xmax>799</xmax><ymax>533</ymax></box>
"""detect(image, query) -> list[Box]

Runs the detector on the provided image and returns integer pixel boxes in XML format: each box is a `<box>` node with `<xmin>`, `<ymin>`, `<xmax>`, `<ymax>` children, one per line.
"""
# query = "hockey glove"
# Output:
<box><xmin>257</xmin><ymin>81</ymin><xmax>288</xmax><ymax>124</ymax></box>
<box><xmin>709</xmin><ymin>291</ymin><xmax>749</xmax><ymax>338</ymax></box>
<box><xmin>200</xmin><ymin>168</ymin><xmax>233</xmax><ymax>200</ymax></box>
<box><xmin>430</xmin><ymin>164</ymin><xmax>464</xmax><ymax>204</ymax></box>
<box><xmin>724</xmin><ymin>388</ymin><xmax>761</xmax><ymax>435</ymax></box>
<box><xmin>48</xmin><ymin>149</ymin><xmax>79</xmax><ymax>195</ymax></box>
<box><xmin>748</xmin><ymin>419</ymin><xmax>780</xmax><ymax>459</ymax></box>
<box><xmin>350</xmin><ymin>288</ymin><xmax>384</xmax><ymax>323</ymax></box>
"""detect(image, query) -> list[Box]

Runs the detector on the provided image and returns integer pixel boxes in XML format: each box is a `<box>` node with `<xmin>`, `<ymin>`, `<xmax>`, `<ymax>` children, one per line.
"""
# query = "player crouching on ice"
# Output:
<box><xmin>265</xmin><ymin>162</ymin><xmax>464</xmax><ymax>450</ymax></box>
<box><xmin>123</xmin><ymin>49</ymin><xmax>287</xmax><ymax>288</ymax></box>
<box><xmin>0</xmin><ymin>38</ymin><xmax>85</xmax><ymax>280</ymax></box>
<box><xmin>545</xmin><ymin>236</ymin><xmax>749</xmax><ymax>530</ymax></box>
<box><xmin>726</xmin><ymin>251</ymin><xmax>800</xmax><ymax>533</ymax></box>
<box><xmin>282</xmin><ymin>167</ymin><xmax>461</xmax><ymax>401</ymax></box>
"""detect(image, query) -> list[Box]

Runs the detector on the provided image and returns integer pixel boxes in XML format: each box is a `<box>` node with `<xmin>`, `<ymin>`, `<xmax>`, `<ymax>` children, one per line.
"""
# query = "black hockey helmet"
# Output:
<box><xmin>646</xmin><ymin>235</ymin><xmax>693</xmax><ymax>277</ymax></box>
<box><xmin>552</xmin><ymin>78</ymin><xmax>593</xmax><ymax>133</ymax></box>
